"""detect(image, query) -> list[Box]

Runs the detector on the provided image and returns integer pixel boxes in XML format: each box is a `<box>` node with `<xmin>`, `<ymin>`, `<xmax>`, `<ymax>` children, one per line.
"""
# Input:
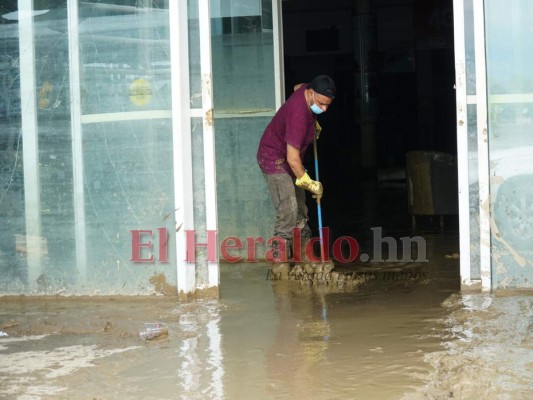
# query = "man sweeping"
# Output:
<box><xmin>257</xmin><ymin>74</ymin><xmax>336</xmax><ymax>277</ymax></box>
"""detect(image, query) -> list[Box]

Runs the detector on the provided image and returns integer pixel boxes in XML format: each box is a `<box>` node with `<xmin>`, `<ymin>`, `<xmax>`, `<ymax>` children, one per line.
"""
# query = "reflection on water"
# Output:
<box><xmin>0</xmin><ymin>257</ymin><xmax>532</xmax><ymax>399</ymax></box>
<box><xmin>409</xmin><ymin>293</ymin><xmax>533</xmax><ymax>400</ymax></box>
<box><xmin>176</xmin><ymin>302</ymin><xmax>224</xmax><ymax>399</ymax></box>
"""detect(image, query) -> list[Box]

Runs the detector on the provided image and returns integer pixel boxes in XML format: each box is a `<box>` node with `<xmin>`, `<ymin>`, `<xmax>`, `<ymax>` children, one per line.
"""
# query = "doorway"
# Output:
<box><xmin>280</xmin><ymin>0</ymin><xmax>458</xmax><ymax>249</ymax></box>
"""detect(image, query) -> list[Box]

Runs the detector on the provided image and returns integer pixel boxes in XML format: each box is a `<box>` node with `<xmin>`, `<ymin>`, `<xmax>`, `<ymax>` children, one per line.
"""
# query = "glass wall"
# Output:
<box><xmin>485</xmin><ymin>0</ymin><xmax>533</xmax><ymax>288</ymax></box>
<box><xmin>0</xmin><ymin>0</ymin><xmax>280</xmax><ymax>292</ymax></box>
<box><xmin>0</xmin><ymin>1</ymin><xmax>177</xmax><ymax>294</ymax></box>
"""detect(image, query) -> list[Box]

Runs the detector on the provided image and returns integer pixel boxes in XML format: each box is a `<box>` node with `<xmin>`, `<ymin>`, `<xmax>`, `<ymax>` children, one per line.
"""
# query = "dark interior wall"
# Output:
<box><xmin>282</xmin><ymin>6</ymin><xmax>357</xmax><ymax>185</ymax></box>
<box><xmin>281</xmin><ymin>0</ymin><xmax>456</xmax><ymax>175</ymax></box>
<box><xmin>375</xmin><ymin>1</ymin><xmax>417</xmax><ymax>168</ymax></box>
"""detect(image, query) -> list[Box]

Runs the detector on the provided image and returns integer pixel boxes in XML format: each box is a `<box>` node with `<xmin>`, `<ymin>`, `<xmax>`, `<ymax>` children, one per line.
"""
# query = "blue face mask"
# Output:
<box><xmin>310</xmin><ymin>102</ymin><xmax>324</xmax><ymax>114</ymax></box>
<box><xmin>310</xmin><ymin>93</ymin><xmax>325</xmax><ymax>114</ymax></box>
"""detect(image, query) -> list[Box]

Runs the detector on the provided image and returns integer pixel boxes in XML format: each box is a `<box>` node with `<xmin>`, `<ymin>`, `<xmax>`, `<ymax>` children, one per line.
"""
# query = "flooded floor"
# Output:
<box><xmin>1</xmin><ymin>231</ymin><xmax>532</xmax><ymax>399</ymax></box>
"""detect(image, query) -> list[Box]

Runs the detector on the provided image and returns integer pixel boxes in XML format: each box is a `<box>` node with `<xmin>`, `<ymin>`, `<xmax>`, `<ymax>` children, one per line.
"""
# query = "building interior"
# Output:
<box><xmin>280</xmin><ymin>0</ymin><xmax>458</xmax><ymax>245</ymax></box>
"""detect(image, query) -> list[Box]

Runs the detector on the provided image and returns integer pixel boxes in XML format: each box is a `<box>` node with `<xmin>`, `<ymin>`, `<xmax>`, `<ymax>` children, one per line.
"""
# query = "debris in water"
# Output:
<box><xmin>139</xmin><ymin>322</ymin><xmax>168</xmax><ymax>341</ymax></box>
<box><xmin>445</xmin><ymin>253</ymin><xmax>460</xmax><ymax>259</ymax></box>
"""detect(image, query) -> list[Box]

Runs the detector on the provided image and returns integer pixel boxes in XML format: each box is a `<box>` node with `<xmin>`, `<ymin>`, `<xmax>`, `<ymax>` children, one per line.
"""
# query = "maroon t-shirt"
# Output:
<box><xmin>257</xmin><ymin>85</ymin><xmax>316</xmax><ymax>176</ymax></box>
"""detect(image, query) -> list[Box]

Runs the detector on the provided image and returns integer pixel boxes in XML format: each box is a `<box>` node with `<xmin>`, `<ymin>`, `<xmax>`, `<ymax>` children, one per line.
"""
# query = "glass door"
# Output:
<box><xmin>454</xmin><ymin>0</ymin><xmax>486</xmax><ymax>289</ymax></box>
<box><xmin>211</xmin><ymin>0</ymin><xmax>282</xmax><ymax>252</ymax></box>
<box><xmin>485</xmin><ymin>0</ymin><xmax>533</xmax><ymax>289</ymax></box>
<box><xmin>454</xmin><ymin>0</ymin><xmax>533</xmax><ymax>290</ymax></box>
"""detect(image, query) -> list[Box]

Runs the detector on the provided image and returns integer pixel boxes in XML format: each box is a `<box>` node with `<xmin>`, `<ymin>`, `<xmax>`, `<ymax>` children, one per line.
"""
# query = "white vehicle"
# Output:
<box><xmin>470</xmin><ymin>119</ymin><xmax>533</xmax><ymax>252</ymax></box>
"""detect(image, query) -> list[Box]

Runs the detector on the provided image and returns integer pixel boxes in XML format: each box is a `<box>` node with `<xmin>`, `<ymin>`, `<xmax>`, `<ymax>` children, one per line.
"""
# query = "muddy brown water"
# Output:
<box><xmin>1</xmin><ymin>235</ymin><xmax>532</xmax><ymax>399</ymax></box>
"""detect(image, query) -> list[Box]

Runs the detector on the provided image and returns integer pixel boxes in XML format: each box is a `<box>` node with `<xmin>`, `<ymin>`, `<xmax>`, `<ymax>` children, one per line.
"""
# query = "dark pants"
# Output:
<box><xmin>263</xmin><ymin>173</ymin><xmax>312</xmax><ymax>243</ymax></box>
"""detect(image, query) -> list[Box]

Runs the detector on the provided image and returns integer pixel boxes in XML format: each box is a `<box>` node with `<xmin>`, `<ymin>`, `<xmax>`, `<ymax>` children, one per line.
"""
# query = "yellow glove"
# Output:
<box><xmin>295</xmin><ymin>172</ymin><xmax>323</xmax><ymax>195</ymax></box>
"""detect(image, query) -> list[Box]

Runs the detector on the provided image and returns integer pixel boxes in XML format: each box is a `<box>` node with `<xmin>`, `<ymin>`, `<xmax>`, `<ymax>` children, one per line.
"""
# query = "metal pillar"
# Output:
<box><xmin>19</xmin><ymin>0</ymin><xmax>42</xmax><ymax>290</ymax></box>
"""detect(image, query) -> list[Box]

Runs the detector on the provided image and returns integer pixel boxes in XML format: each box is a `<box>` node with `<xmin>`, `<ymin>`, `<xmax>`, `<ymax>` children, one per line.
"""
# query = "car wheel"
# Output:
<box><xmin>493</xmin><ymin>175</ymin><xmax>533</xmax><ymax>251</ymax></box>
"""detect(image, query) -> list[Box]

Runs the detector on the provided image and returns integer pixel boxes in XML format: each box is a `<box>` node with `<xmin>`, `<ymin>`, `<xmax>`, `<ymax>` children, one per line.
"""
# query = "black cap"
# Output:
<box><xmin>308</xmin><ymin>75</ymin><xmax>336</xmax><ymax>99</ymax></box>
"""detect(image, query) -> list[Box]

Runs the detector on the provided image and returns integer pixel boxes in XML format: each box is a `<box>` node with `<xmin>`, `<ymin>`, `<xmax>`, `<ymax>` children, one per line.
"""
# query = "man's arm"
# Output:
<box><xmin>286</xmin><ymin>143</ymin><xmax>305</xmax><ymax>178</ymax></box>
<box><xmin>287</xmin><ymin>143</ymin><xmax>323</xmax><ymax>195</ymax></box>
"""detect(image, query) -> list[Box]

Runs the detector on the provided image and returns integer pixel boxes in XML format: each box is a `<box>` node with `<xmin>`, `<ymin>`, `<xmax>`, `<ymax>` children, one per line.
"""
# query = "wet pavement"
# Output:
<box><xmin>1</xmin><ymin>229</ymin><xmax>532</xmax><ymax>399</ymax></box>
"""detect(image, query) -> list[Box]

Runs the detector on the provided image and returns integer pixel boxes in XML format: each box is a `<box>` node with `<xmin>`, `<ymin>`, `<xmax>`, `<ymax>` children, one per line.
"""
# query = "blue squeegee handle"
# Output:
<box><xmin>313</xmin><ymin>139</ymin><xmax>325</xmax><ymax>262</ymax></box>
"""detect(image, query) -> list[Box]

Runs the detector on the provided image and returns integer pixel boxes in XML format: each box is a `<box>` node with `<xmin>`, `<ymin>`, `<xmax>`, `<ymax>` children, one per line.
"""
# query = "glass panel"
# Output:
<box><xmin>191</xmin><ymin>117</ymin><xmax>208</xmax><ymax>283</ymax></box>
<box><xmin>0</xmin><ymin>126</ymin><xmax>24</xmax><ymax>290</ymax></box>
<box><xmin>485</xmin><ymin>0</ymin><xmax>533</xmax><ymax>288</ymax></box>
<box><xmin>467</xmin><ymin>104</ymin><xmax>480</xmax><ymax>279</ymax></box>
<box><xmin>36</xmin><ymin>17</ymin><xmax>77</xmax><ymax>291</ymax></box>
<box><xmin>211</xmin><ymin>0</ymin><xmax>275</xmax><ymax>111</ymax></box>
<box><xmin>82</xmin><ymin>118</ymin><xmax>176</xmax><ymax>293</ymax></box>
<box><xmin>464</xmin><ymin>0</ymin><xmax>476</xmax><ymax>95</ymax></box>
<box><xmin>215</xmin><ymin>116</ymin><xmax>272</xmax><ymax>245</ymax></box>
<box><xmin>79</xmin><ymin>1</ymin><xmax>171</xmax><ymax>115</ymax></box>
<box><xmin>188</xmin><ymin>0</ymin><xmax>202</xmax><ymax>109</ymax></box>
<box><xmin>79</xmin><ymin>1</ymin><xmax>174</xmax><ymax>293</ymax></box>
<box><xmin>0</xmin><ymin>2</ymin><xmax>76</xmax><ymax>292</ymax></box>
<box><xmin>0</xmin><ymin>7</ymin><xmax>23</xmax><ymax>290</ymax></box>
